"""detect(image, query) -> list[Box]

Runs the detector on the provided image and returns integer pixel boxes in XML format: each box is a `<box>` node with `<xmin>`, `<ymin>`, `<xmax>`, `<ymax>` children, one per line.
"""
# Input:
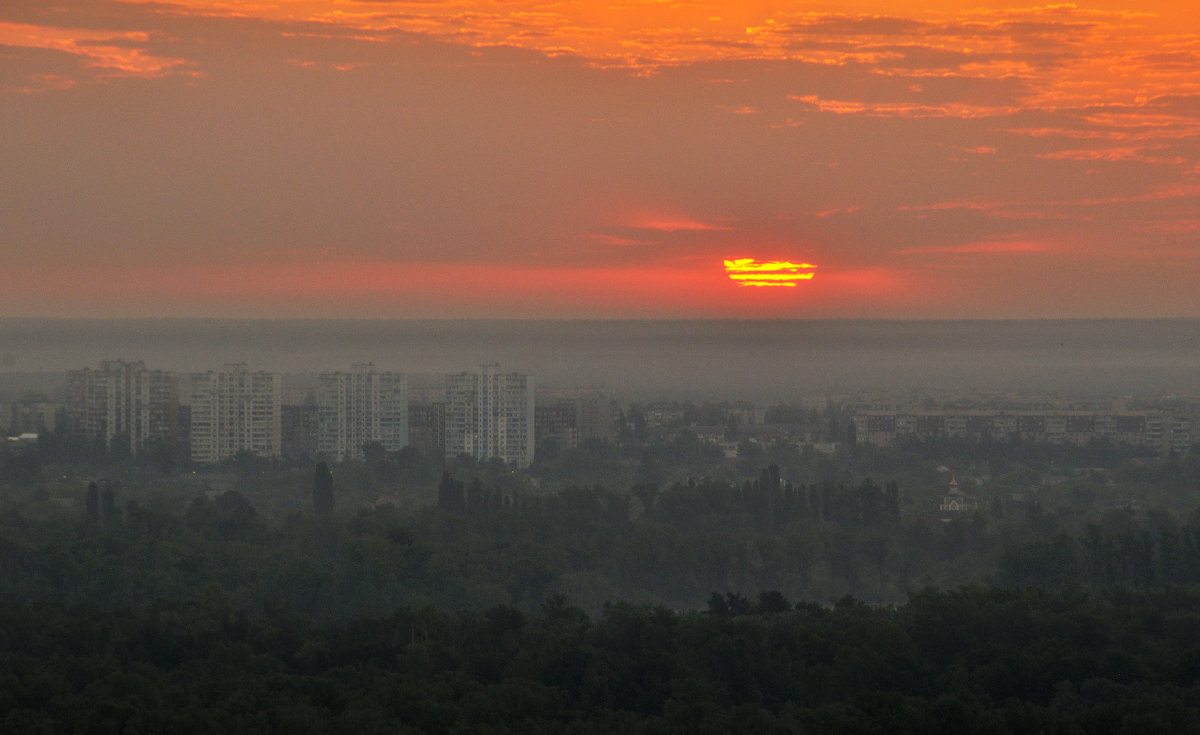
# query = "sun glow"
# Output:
<box><xmin>724</xmin><ymin>258</ymin><xmax>817</xmax><ymax>287</ymax></box>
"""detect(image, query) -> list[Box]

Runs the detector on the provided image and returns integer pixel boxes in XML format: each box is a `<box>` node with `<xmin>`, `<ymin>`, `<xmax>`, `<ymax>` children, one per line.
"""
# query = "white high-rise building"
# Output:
<box><xmin>65</xmin><ymin>360</ymin><xmax>179</xmax><ymax>456</ymax></box>
<box><xmin>317</xmin><ymin>364</ymin><xmax>408</xmax><ymax>462</ymax></box>
<box><xmin>444</xmin><ymin>364</ymin><xmax>534</xmax><ymax>467</ymax></box>
<box><xmin>190</xmin><ymin>363</ymin><xmax>281</xmax><ymax>464</ymax></box>
<box><xmin>445</xmin><ymin>371</ymin><xmax>479</xmax><ymax>460</ymax></box>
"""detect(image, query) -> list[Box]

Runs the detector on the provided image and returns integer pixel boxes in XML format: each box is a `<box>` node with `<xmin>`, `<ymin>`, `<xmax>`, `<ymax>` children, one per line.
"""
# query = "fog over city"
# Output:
<box><xmin>3</xmin><ymin>318</ymin><xmax>1200</xmax><ymax>401</ymax></box>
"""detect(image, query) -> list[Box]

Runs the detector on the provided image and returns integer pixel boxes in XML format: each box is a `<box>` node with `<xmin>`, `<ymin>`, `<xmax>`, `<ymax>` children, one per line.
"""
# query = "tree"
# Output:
<box><xmin>438</xmin><ymin>471</ymin><xmax>465</xmax><ymax>510</ymax></box>
<box><xmin>143</xmin><ymin>439</ymin><xmax>179</xmax><ymax>475</ymax></box>
<box><xmin>0</xmin><ymin>449</ymin><xmax>42</xmax><ymax>484</ymax></box>
<box><xmin>361</xmin><ymin>441</ymin><xmax>387</xmax><ymax>466</ymax></box>
<box><xmin>756</xmin><ymin>590</ymin><xmax>792</xmax><ymax>615</ymax></box>
<box><xmin>314</xmin><ymin>461</ymin><xmax>334</xmax><ymax>514</ymax></box>
<box><xmin>636</xmin><ymin>451</ymin><xmax>663</xmax><ymax>489</ymax></box>
<box><xmin>100</xmin><ymin>481</ymin><xmax>118</xmax><ymax>526</ymax></box>
<box><xmin>85</xmin><ymin>481</ymin><xmax>100</xmax><ymax>526</ymax></box>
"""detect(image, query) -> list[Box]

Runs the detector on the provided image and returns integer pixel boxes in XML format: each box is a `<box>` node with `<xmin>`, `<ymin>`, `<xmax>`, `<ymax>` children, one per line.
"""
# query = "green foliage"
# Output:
<box><xmin>314</xmin><ymin>461</ymin><xmax>334</xmax><ymax>515</ymax></box>
<box><xmin>8</xmin><ymin>427</ymin><xmax>1200</xmax><ymax>731</ymax></box>
<box><xmin>2</xmin><ymin>588</ymin><xmax>1200</xmax><ymax>732</ymax></box>
<box><xmin>14</xmin><ymin>461</ymin><xmax>1200</xmax><ymax>619</ymax></box>
<box><xmin>0</xmin><ymin>450</ymin><xmax>42</xmax><ymax>485</ymax></box>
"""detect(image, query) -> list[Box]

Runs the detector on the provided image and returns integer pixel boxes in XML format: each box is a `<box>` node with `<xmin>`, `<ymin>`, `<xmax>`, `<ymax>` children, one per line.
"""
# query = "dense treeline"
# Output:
<box><xmin>9</xmin><ymin>463</ymin><xmax>1200</xmax><ymax>619</ymax></box>
<box><xmin>999</xmin><ymin>505</ymin><xmax>1200</xmax><ymax>590</ymax></box>
<box><xmin>4</xmin><ymin>587</ymin><xmax>1200</xmax><ymax>733</ymax></box>
<box><xmin>7</xmin><ymin>434</ymin><xmax>1200</xmax><ymax>730</ymax></box>
<box><xmin>0</xmin><ymin>469</ymin><xmax>973</xmax><ymax>617</ymax></box>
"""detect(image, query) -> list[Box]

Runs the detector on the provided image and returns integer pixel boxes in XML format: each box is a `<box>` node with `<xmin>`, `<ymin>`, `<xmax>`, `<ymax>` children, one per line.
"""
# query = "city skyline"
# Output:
<box><xmin>49</xmin><ymin>357</ymin><xmax>546</xmax><ymax>465</ymax></box>
<box><xmin>2</xmin><ymin>1</ymin><xmax>1198</xmax><ymax>318</ymax></box>
<box><xmin>36</xmin><ymin>356</ymin><xmax>1200</xmax><ymax>466</ymax></box>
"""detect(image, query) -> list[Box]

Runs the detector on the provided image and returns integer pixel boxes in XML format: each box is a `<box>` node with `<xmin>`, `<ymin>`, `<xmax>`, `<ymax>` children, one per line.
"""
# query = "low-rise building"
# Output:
<box><xmin>857</xmin><ymin>408</ymin><xmax>1190</xmax><ymax>454</ymax></box>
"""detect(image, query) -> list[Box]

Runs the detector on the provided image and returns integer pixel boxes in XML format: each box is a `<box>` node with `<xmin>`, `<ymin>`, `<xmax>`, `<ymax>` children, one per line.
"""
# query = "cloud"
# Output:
<box><xmin>0</xmin><ymin>21</ymin><xmax>189</xmax><ymax>81</ymax></box>
<box><xmin>583</xmin><ymin>233</ymin><xmax>656</xmax><ymax>248</ymax></box>
<box><xmin>1037</xmin><ymin>146</ymin><xmax>1184</xmax><ymax>164</ymax></box>
<box><xmin>624</xmin><ymin>215</ymin><xmax>734</xmax><ymax>232</ymax></box>
<box><xmin>1137</xmin><ymin>219</ymin><xmax>1200</xmax><ymax>236</ymax></box>
<box><xmin>892</xmin><ymin>240</ymin><xmax>1050</xmax><ymax>255</ymax></box>
<box><xmin>814</xmin><ymin>205</ymin><xmax>863</xmax><ymax>218</ymax></box>
<box><xmin>789</xmin><ymin>93</ymin><xmax>1012</xmax><ymax>119</ymax></box>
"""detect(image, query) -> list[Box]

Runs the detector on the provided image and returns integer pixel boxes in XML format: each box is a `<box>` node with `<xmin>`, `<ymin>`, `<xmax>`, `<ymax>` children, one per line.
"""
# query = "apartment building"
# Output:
<box><xmin>64</xmin><ymin>360</ymin><xmax>179</xmax><ymax>456</ymax></box>
<box><xmin>190</xmin><ymin>363</ymin><xmax>281</xmax><ymax>463</ymax></box>
<box><xmin>316</xmin><ymin>364</ymin><xmax>408</xmax><ymax>462</ymax></box>
<box><xmin>445</xmin><ymin>364</ymin><xmax>534</xmax><ymax>467</ymax></box>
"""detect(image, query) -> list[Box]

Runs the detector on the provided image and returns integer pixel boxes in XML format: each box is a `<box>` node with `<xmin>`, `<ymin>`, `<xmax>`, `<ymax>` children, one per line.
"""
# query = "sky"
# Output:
<box><xmin>2</xmin><ymin>0</ymin><xmax>1198</xmax><ymax>319</ymax></box>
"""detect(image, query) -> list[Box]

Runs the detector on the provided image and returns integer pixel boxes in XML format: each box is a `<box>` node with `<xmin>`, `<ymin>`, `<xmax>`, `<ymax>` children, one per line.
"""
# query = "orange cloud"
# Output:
<box><xmin>16</xmin><ymin>2</ymin><xmax>1200</xmax><ymax>127</ymax></box>
<box><xmin>0</xmin><ymin>22</ymin><xmax>188</xmax><ymax>79</ymax></box>
<box><xmin>1037</xmin><ymin>146</ymin><xmax>1184</xmax><ymax>164</ymax></box>
<box><xmin>788</xmin><ymin>94</ymin><xmax>1010</xmax><ymax>119</ymax></box>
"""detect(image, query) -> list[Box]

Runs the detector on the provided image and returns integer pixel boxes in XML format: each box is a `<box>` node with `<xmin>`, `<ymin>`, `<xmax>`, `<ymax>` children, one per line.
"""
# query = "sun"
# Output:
<box><xmin>723</xmin><ymin>258</ymin><xmax>817</xmax><ymax>287</ymax></box>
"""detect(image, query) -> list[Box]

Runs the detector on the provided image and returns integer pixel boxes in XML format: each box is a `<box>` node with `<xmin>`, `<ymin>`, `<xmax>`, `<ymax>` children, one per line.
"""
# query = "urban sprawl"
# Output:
<box><xmin>4</xmin><ymin>360</ymin><xmax>1197</xmax><ymax>471</ymax></box>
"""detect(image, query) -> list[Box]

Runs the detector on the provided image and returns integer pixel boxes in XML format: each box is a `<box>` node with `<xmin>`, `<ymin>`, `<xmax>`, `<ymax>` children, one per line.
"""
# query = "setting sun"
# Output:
<box><xmin>2</xmin><ymin>0</ymin><xmax>1199</xmax><ymax>318</ymax></box>
<box><xmin>724</xmin><ymin>259</ymin><xmax>818</xmax><ymax>288</ymax></box>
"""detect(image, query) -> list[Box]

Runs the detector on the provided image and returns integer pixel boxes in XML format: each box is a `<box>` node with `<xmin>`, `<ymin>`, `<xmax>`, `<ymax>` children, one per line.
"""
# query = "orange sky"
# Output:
<box><xmin>2</xmin><ymin>0</ymin><xmax>1199</xmax><ymax>317</ymax></box>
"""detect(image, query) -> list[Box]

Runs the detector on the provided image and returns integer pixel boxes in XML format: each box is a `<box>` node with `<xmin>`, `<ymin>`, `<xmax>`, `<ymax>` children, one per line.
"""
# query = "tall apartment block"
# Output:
<box><xmin>445</xmin><ymin>364</ymin><xmax>534</xmax><ymax>467</ymax></box>
<box><xmin>64</xmin><ymin>360</ymin><xmax>179</xmax><ymax>456</ymax></box>
<box><xmin>317</xmin><ymin>364</ymin><xmax>408</xmax><ymax>462</ymax></box>
<box><xmin>190</xmin><ymin>363</ymin><xmax>281</xmax><ymax>463</ymax></box>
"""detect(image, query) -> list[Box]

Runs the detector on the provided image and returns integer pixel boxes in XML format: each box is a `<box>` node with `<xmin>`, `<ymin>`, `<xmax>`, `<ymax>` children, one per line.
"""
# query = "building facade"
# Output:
<box><xmin>316</xmin><ymin>364</ymin><xmax>408</xmax><ymax>462</ymax></box>
<box><xmin>64</xmin><ymin>360</ymin><xmax>180</xmax><ymax>456</ymax></box>
<box><xmin>533</xmin><ymin>391</ymin><xmax>617</xmax><ymax>449</ymax></box>
<box><xmin>408</xmin><ymin>401</ymin><xmax>446</xmax><ymax>456</ymax></box>
<box><xmin>445</xmin><ymin>364</ymin><xmax>534</xmax><ymax>467</ymax></box>
<box><xmin>190</xmin><ymin>363</ymin><xmax>281</xmax><ymax>463</ymax></box>
<box><xmin>281</xmin><ymin>402</ymin><xmax>319</xmax><ymax>461</ymax></box>
<box><xmin>5</xmin><ymin>398</ymin><xmax>57</xmax><ymax>436</ymax></box>
<box><xmin>535</xmin><ymin>398</ymin><xmax>579</xmax><ymax>449</ymax></box>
